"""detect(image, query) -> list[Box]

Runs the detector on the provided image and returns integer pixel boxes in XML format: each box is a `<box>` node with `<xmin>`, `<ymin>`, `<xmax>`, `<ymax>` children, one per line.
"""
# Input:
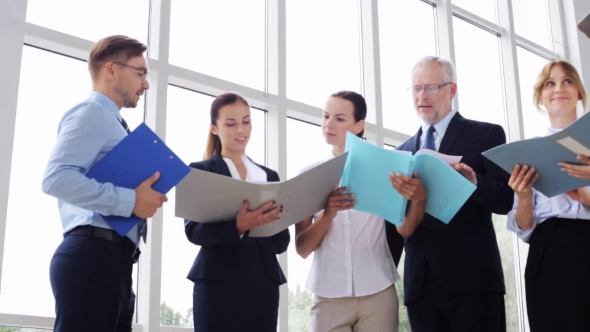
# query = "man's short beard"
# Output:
<box><xmin>115</xmin><ymin>85</ymin><xmax>137</xmax><ymax>109</ymax></box>
<box><xmin>418</xmin><ymin>110</ymin><xmax>438</xmax><ymax>125</ymax></box>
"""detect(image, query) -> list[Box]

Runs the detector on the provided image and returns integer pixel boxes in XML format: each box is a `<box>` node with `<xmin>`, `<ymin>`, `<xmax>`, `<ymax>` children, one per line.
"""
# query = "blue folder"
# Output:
<box><xmin>86</xmin><ymin>123</ymin><xmax>191</xmax><ymax>236</ymax></box>
<box><xmin>341</xmin><ymin>132</ymin><xmax>476</xmax><ymax>225</ymax></box>
<box><xmin>482</xmin><ymin>111</ymin><xmax>590</xmax><ymax>198</ymax></box>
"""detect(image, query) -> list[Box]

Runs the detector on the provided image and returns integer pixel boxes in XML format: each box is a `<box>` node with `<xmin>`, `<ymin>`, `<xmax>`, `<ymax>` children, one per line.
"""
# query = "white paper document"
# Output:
<box><xmin>175</xmin><ymin>153</ymin><xmax>348</xmax><ymax>237</ymax></box>
<box><xmin>415</xmin><ymin>149</ymin><xmax>462</xmax><ymax>165</ymax></box>
<box><xmin>557</xmin><ymin>136</ymin><xmax>590</xmax><ymax>156</ymax></box>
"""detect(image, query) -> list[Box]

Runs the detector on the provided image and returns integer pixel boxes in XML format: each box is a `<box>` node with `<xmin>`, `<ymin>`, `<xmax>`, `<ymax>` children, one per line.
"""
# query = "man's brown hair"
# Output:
<box><xmin>88</xmin><ymin>35</ymin><xmax>147</xmax><ymax>81</ymax></box>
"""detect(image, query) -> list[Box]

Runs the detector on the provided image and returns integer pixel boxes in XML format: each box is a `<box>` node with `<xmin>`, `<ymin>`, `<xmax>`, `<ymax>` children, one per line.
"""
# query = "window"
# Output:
<box><xmin>453</xmin><ymin>17</ymin><xmax>506</xmax><ymax>129</ymax></box>
<box><xmin>453</xmin><ymin>20</ymin><xmax>519</xmax><ymax>330</ymax></box>
<box><xmin>451</xmin><ymin>0</ymin><xmax>497</xmax><ymax>23</ymax></box>
<box><xmin>26</xmin><ymin>0</ymin><xmax>149</xmax><ymax>43</ymax></box>
<box><xmin>169</xmin><ymin>1</ymin><xmax>266</xmax><ymax>91</ymax></box>
<box><xmin>286</xmin><ymin>118</ymin><xmax>331</xmax><ymax>332</ymax></box>
<box><xmin>286</xmin><ymin>0</ymin><xmax>362</xmax><ymax>109</ymax></box>
<box><xmin>379</xmin><ymin>0</ymin><xmax>437</xmax><ymax>135</ymax></box>
<box><xmin>512</xmin><ymin>0</ymin><xmax>551</xmax><ymax>49</ymax></box>
<box><xmin>493</xmin><ymin>214</ymin><xmax>519</xmax><ymax>332</ymax></box>
<box><xmin>516</xmin><ymin>47</ymin><xmax>551</xmax><ymax>139</ymax></box>
<box><xmin>0</xmin><ymin>46</ymin><xmax>143</xmax><ymax>317</ymax></box>
<box><xmin>160</xmin><ymin>86</ymin><xmax>266</xmax><ymax>327</ymax></box>
<box><xmin>0</xmin><ymin>328</ymin><xmax>51</xmax><ymax>332</ymax></box>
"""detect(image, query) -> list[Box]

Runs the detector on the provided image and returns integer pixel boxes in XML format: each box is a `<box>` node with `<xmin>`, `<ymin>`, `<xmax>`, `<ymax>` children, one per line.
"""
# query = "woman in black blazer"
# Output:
<box><xmin>184</xmin><ymin>92</ymin><xmax>290</xmax><ymax>332</ymax></box>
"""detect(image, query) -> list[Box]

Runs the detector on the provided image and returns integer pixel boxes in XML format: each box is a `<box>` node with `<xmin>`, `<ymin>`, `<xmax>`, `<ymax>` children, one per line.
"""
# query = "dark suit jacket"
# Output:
<box><xmin>184</xmin><ymin>154</ymin><xmax>290</xmax><ymax>285</ymax></box>
<box><xmin>397</xmin><ymin>112</ymin><xmax>514</xmax><ymax>305</ymax></box>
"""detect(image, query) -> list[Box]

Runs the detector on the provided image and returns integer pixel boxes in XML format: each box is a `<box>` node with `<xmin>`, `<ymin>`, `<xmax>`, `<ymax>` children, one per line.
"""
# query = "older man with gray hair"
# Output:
<box><xmin>391</xmin><ymin>56</ymin><xmax>513</xmax><ymax>332</ymax></box>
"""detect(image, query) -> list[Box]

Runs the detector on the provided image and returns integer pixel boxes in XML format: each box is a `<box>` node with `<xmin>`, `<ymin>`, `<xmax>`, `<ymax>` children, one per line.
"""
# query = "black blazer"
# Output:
<box><xmin>397</xmin><ymin>112</ymin><xmax>514</xmax><ymax>304</ymax></box>
<box><xmin>184</xmin><ymin>154</ymin><xmax>290</xmax><ymax>285</ymax></box>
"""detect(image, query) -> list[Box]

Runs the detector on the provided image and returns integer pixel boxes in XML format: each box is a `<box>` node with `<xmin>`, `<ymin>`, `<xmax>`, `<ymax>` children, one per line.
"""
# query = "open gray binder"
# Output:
<box><xmin>482</xmin><ymin>112</ymin><xmax>590</xmax><ymax>197</ymax></box>
<box><xmin>175</xmin><ymin>153</ymin><xmax>348</xmax><ymax>237</ymax></box>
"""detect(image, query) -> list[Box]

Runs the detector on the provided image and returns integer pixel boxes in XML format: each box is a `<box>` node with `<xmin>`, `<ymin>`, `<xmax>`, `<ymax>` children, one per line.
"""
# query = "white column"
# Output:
<box><xmin>0</xmin><ymin>0</ymin><xmax>28</xmax><ymax>292</ymax></box>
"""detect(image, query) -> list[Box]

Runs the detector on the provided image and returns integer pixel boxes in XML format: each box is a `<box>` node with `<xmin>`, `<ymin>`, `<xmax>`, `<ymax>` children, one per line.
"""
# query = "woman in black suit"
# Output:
<box><xmin>184</xmin><ymin>92</ymin><xmax>290</xmax><ymax>332</ymax></box>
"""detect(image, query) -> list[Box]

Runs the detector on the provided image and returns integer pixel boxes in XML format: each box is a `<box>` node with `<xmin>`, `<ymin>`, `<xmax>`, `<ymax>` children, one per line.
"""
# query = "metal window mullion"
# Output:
<box><xmin>451</xmin><ymin>4</ymin><xmax>504</xmax><ymax>35</ymax></box>
<box><xmin>436</xmin><ymin>0</ymin><xmax>458</xmax><ymax>110</ymax></box>
<box><xmin>547</xmin><ymin>0</ymin><xmax>567</xmax><ymax>57</ymax></box>
<box><xmin>137</xmin><ymin>1</ymin><xmax>172</xmax><ymax>331</ymax></box>
<box><xmin>359</xmin><ymin>0</ymin><xmax>384</xmax><ymax>146</ymax></box>
<box><xmin>496</xmin><ymin>0</ymin><xmax>528</xmax><ymax>331</ymax></box>
<box><xmin>266</xmin><ymin>0</ymin><xmax>288</xmax><ymax>331</ymax></box>
<box><xmin>515</xmin><ymin>35</ymin><xmax>558</xmax><ymax>60</ymax></box>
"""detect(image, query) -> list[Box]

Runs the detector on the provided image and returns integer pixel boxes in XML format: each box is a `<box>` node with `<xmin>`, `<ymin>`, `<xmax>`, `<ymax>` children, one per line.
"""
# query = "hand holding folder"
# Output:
<box><xmin>175</xmin><ymin>153</ymin><xmax>348</xmax><ymax>237</ymax></box>
<box><xmin>86</xmin><ymin>123</ymin><xmax>191</xmax><ymax>236</ymax></box>
<box><xmin>341</xmin><ymin>132</ymin><xmax>476</xmax><ymax>225</ymax></box>
<box><xmin>482</xmin><ymin>111</ymin><xmax>590</xmax><ymax>197</ymax></box>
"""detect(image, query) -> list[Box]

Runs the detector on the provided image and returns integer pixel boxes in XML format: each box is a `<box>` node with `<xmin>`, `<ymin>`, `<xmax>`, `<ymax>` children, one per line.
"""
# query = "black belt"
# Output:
<box><xmin>67</xmin><ymin>225</ymin><xmax>141</xmax><ymax>263</ymax></box>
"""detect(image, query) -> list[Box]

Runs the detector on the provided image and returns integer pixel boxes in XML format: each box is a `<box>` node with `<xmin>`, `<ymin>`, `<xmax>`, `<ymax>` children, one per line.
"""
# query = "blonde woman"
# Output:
<box><xmin>507</xmin><ymin>60</ymin><xmax>590</xmax><ymax>331</ymax></box>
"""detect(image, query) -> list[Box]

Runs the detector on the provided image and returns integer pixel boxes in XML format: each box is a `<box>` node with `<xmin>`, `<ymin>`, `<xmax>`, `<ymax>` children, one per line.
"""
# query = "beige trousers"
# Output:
<box><xmin>309</xmin><ymin>284</ymin><xmax>399</xmax><ymax>332</ymax></box>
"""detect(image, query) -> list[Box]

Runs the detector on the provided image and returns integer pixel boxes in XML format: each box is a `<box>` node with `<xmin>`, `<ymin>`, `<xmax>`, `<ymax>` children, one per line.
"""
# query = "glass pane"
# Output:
<box><xmin>161</xmin><ymin>86</ymin><xmax>266</xmax><ymax>327</ymax></box>
<box><xmin>286</xmin><ymin>0</ymin><xmax>362</xmax><ymax>110</ymax></box>
<box><xmin>379</xmin><ymin>0</ymin><xmax>437</xmax><ymax>134</ymax></box>
<box><xmin>1</xmin><ymin>46</ymin><xmax>144</xmax><ymax>317</ymax></box>
<box><xmin>451</xmin><ymin>0</ymin><xmax>497</xmax><ymax>23</ymax></box>
<box><xmin>26</xmin><ymin>0</ymin><xmax>149</xmax><ymax>44</ymax></box>
<box><xmin>395</xmin><ymin>252</ymin><xmax>410</xmax><ymax>332</ymax></box>
<box><xmin>454</xmin><ymin>18</ymin><xmax>506</xmax><ymax>129</ymax></box>
<box><xmin>169</xmin><ymin>1</ymin><xmax>265</xmax><ymax>91</ymax></box>
<box><xmin>493</xmin><ymin>214</ymin><xmax>519</xmax><ymax>332</ymax></box>
<box><xmin>454</xmin><ymin>21</ymin><xmax>518</xmax><ymax>330</ymax></box>
<box><xmin>0</xmin><ymin>328</ymin><xmax>51</xmax><ymax>332</ymax></box>
<box><xmin>516</xmin><ymin>47</ymin><xmax>551</xmax><ymax>139</ymax></box>
<box><xmin>512</xmin><ymin>0</ymin><xmax>551</xmax><ymax>49</ymax></box>
<box><xmin>286</xmin><ymin>118</ymin><xmax>332</xmax><ymax>332</ymax></box>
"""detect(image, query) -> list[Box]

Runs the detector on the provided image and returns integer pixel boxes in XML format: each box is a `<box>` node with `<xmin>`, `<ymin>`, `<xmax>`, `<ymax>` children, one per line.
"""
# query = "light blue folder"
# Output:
<box><xmin>482</xmin><ymin>111</ymin><xmax>590</xmax><ymax>198</ymax></box>
<box><xmin>86</xmin><ymin>123</ymin><xmax>191</xmax><ymax>236</ymax></box>
<box><xmin>341</xmin><ymin>132</ymin><xmax>476</xmax><ymax>225</ymax></box>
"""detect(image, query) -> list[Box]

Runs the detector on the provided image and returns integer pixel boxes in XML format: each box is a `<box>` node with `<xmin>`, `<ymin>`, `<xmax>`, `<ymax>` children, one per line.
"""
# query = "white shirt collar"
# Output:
<box><xmin>546</xmin><ymin>127</ymin><xmax>563</xmax><ymax>136</ymax></box>
<box><xmin>223</xmin><ymin>155</ymin><xmax>267</xmax><ymax>183</ymax></box>
<box><xmin>421</xmin><ymin>109</ymin><xmax>457</xmax><ymax>138</ymax></box>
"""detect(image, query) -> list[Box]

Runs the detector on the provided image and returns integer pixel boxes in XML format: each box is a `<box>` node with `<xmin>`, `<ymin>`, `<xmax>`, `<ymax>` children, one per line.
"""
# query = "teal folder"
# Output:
<box><xmin>341</xmin><ymin>132</ymin><xmax>476</xmax><ymax>225</ymax></box>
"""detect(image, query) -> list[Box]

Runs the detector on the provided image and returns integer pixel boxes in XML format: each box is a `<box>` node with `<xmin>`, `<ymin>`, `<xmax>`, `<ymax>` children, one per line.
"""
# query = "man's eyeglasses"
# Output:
<box><xmin>408</xmin><ymin>82</ymin><xmax>453</xmax><ymax>95</ymax></box>
<box><xmin>114</xmin><ymin>62</ymin><xmax>149</xmax><ymax>83</ymax></box>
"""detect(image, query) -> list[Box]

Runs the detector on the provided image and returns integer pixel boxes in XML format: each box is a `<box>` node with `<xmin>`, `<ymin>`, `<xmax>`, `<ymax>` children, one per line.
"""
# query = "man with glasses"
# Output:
<box><xmin>393</xmin><ymin>56</ymin><xmax>513</xmax><ymax>332</ymax></box>
<box><xmin>42</xmin><ymin>35</ymin><xmax>167</xmax><ymax>332</ymax></box>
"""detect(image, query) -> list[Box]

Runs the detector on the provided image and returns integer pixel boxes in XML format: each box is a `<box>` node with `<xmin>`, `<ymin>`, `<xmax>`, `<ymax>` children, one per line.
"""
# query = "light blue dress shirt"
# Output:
<box><xmin>419</xmin><ymin>109</ymin><xmax>457</xmax><ymax>151</ymax></box>
<box><xmin>507</xmin><ymin>127</ymin><xmax>590</xmax><ymax>243</ymax></box>
<box><xmin>42</xmin><ymin>91</ymin><xmax>140</xmax><ymax>244</ymax></box>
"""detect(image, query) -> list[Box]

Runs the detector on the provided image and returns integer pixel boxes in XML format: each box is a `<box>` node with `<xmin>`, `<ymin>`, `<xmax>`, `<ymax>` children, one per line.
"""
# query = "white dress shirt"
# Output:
<box><xmin>419</xmin><ymin>109</ymin><xmax>457</xmax><ymax>151</ymax></box>
<box><xmin>223</xmin><ymin>155</ymin><xmax>267</xmax><ymax>183</ymax></box>
<box><xmin>223</xmin><ymin>155</ymin><xmax>268</xmax><ymax>238</ymax></box>
<box><xmin>507</xmin><ymin>127</ymin><xmax>590</xmax><ymax>243</ymax></box>
<box><xmin>303</xmin><ymin>153</ymin><xmax>400</xmax><ymax>299</ymax></box>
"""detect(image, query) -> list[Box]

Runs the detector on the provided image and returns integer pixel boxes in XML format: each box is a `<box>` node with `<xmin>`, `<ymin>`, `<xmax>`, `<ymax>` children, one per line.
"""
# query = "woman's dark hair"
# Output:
<box><xmin>330</xmin><ymin>90</ymin><xmax>367</xmax><ymax>138</ymax></box>
<box><xmin>204</xmin><ymin>92</ymin><xmax>249</xmax><ymax>159</ymax></box>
